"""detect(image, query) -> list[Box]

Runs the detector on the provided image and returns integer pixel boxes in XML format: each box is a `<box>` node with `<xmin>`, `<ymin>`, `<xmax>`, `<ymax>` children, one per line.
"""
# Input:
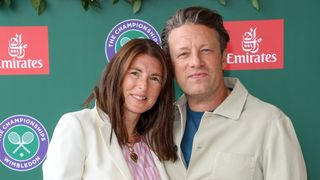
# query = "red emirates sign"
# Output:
<box><xmin>0</xmin><ymin>26</ymin><xmax>49</xmax><ymax>75</ymax></box>
<box><xmin>224</xmin><ymin>19</ymin><xmax>284</xmax><ymax>70</ymax></box>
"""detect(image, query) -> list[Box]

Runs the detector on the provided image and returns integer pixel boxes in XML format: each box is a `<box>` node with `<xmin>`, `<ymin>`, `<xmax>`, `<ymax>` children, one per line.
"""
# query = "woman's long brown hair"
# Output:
<box><xmin>84</xmin><ymin>39</ymin><xmax>177</xmax><ymax>161</ymax></box>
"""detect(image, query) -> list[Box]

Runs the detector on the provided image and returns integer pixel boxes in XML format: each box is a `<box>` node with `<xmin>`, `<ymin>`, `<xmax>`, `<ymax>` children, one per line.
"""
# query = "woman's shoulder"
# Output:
<box><xmin>57</xmin><ymin>108</ymin><xmax>97</xmax><ymax>129</ymax></box>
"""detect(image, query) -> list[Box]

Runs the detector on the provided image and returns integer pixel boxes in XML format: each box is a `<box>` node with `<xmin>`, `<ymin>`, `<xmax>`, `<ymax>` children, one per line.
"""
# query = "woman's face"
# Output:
<box><xmin>122</xmin><ymin>53</ymin><xmax>163</xmax><ymax>117</ymax></box>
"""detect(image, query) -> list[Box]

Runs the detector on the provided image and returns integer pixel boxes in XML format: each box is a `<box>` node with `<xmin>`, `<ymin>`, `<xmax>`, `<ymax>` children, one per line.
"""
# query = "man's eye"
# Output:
<box><xmin>201</xmin><ymin>48</ymin><xmax>211</xmax><ymax>53</ymax></box>
<box><xmin>177</xmin><ymin>52</ymin><xmax>189</xmax><ymax>59</ymax></box>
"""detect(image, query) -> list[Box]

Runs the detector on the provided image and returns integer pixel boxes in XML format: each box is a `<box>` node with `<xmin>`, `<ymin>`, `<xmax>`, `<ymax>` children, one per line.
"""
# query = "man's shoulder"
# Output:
<box><xmin>228</xmin><ymin>77</ymin><xmax>287</xmax><ymax>119</ymax></box>
<box><xmin>247</xmin><ymin>92</ymin><xmax>281</xmax><ymax>110</ymax></box>
<box><xmin>246</xmin><ymin>93</ymin><xmax>289</xmax><ymax>121</ymax></box>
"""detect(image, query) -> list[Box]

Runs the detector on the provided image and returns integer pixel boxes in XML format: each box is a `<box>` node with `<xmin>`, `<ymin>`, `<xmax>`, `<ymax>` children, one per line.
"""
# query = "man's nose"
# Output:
<box><xmin>190</xmin><ymin>52</ymin><xmax>202</xmax><ymax>67</ymax></box>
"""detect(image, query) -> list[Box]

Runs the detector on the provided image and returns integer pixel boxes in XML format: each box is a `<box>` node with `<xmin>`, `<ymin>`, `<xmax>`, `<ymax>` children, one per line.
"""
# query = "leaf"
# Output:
<box><xmin>90</xmin><ymin>0</ymin><xmax>101</xmax><ymax>8</ymax></box>
<box><xmin>4</xmin><ymin>0</ymin><xmax>11</xmax><ymax>7</ymax></box>
<box><xmin>82</xmin><ymin>0</ymin><xmax>89</xmax><ymax>11</ymax></box>
<box><xmin>132</xmin><ymin>0</ymin><xmax>141</xmax><ymax>14</ymax></box>
<box><xmin>37</xmin><ymin>0</ymin><xmax>46</xmax><ymax>15</ymax></box>
<box><xmin>217</xmin><ymin>0</ymin><xmax>226</xmax><ymax>6</ymax></box>
<box><xmin>112</xmin><ymin>0</ymin><xmax>119</xmax><ymax>5</ymax></box>
<box><xmin>31</xmin><ymin>0</ymin><xmax>41</xmax><ymax>9</ymax></box>
<box><xmin>251</xmin><ymin>0</ymin><xmax>260</xmax><ymax>11</ymax></box>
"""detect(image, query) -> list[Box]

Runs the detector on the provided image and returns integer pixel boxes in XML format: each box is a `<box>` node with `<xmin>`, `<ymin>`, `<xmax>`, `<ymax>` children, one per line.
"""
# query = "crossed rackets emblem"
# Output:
<box><xmin>8</xmin><ymin>131</ymin><xmax>34</xmax><ymax>154</ymax></box>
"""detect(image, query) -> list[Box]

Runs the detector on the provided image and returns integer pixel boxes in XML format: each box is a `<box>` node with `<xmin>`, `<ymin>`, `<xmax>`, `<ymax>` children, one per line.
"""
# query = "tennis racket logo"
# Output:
<box><xmin>0</xmin><ymin>115</ymin><xmax>49</xmax><ymax>171</ymax></box>
<box><xmin>8</xmin><ymin>131</ymin><xmax>34</xmax><ymax>155</ymax></box>
<box><xmin>3</xmin><ymin>126</ymin><xmax>38</xmax><ymax>161</ymax></box>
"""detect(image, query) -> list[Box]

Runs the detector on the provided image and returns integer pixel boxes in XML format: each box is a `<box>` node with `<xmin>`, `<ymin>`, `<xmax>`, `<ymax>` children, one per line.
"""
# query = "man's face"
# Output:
<box><xmin>168</xmin><ymin>24</ymin><xmax>227</xmax><ymax>99</ymax></box>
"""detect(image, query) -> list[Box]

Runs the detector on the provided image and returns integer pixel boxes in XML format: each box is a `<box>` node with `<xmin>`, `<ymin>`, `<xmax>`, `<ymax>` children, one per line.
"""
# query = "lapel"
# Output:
<box><xmin>174</xmin><ymin>97</ymin><xmax>187</xmax><ymax>161</ymax></box>
<box><xmin>174</xmin><ymin>96</ymin><xmax>188</xmax><ymax>171</ymax></box>
<box><xmin>151</xmin><ymin>151</ymin><xmax>169</xmax><ymax>180</ymax></box>
<box><xmin>94</xmin><ymin>107</ymin><xmax>133</xmax><ymax>180</ymax></box>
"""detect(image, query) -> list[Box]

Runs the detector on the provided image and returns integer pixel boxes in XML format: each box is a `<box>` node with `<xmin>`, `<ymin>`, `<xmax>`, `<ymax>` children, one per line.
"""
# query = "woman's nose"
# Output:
<box><xmin>137</xmin><ymin>77</ymin><xmax>148</xmax><ymax>90</ymax></box>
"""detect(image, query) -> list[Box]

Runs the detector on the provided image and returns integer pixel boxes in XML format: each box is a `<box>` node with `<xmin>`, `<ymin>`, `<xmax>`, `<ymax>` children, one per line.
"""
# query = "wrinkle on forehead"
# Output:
<box><xmin>168</xmin><ymin>24</ymin><xmax>220</xmax><ymax>52</ymax></box>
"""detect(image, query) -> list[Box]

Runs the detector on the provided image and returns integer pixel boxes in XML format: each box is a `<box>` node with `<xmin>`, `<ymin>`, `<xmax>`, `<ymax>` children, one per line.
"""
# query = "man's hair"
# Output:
<box><xmin>161</xmin><ymin>6</ymin><xmax>230</xmax><ymax>55</ymax></box>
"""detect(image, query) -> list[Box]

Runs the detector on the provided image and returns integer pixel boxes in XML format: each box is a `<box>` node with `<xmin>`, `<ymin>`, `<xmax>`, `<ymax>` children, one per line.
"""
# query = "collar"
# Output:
<box><xmin>175</xmin><ymin>77</ymin><xmax>248</xmax><ymax>121</ymax></box>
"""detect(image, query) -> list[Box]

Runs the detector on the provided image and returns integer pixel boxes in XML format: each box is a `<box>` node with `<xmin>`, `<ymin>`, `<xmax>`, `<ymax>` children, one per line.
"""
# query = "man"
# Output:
<box><xmin>161</xmin><ymin>6</ymin><xmax>307</xmax><ymax>180</ymax></box>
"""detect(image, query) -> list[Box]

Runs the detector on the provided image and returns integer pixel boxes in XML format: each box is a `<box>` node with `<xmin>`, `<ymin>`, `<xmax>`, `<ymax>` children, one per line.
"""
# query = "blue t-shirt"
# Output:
<box><xmin>180</xmin><ymin>105</ymin><xmax>204</xmax><ymax>167</ymax></box>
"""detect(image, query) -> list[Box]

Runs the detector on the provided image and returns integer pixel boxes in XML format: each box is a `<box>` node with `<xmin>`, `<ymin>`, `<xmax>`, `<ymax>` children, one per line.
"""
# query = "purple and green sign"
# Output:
<box><xmin>0</xmin><ymin>115</ymin><xmax>49</xmax><ymax>171</ymax></box>
<box><xmin>105</xmin><ymin>19</ymin><xmax>161</xmax><ymax>61</ymax></box>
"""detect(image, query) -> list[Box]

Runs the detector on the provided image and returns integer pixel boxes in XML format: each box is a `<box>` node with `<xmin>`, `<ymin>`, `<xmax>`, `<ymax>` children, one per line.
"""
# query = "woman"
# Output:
<box><xmin>42</xmin><ymin>39</ymin><xmax>177</xmax><ymax>180</ymax></box>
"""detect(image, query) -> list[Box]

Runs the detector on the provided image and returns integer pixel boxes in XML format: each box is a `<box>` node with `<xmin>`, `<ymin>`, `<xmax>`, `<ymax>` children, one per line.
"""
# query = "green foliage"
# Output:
<box><xmin>81</xmin><ymin>0</ymin><xmax>142</xmax><ymax>14</ymax></box>
<box><xmin>132</xmin><ymin>0</ymin><xmax>142</xmax><ymax>14</ymax></box>
<box><xmin>0</xmin><ymin>0</ymin><xmax>11</xmax><ymax>7</ymax></box>
<box><xmin>113</xmin><ymin>0</ymin><xmax>143</xmax><ymax>14</ymax></box>
<box><xmin>0</xmin><ymin>0</ymin><xmax>260</xmax><ymax>15</ymax></box>
<box><xmin>82</xmin><ymin>0</ymin><xmax>101</xmax><ymax>11</ymax></box>
<box><xmin>217</xmin><ymin>0</ymin><xmax>260</xmax><ymax>11</ymax></box>
<box><xmin>0</xmin><ymin>0</ymin><xmax>46</xmax><ymax>15</ymax></box>
<box><xmin>218</xmin><ymin>0</ymin><xmax>226</xmax><ymax>6</ymax></box>
<box><xmin>31</xmin><ymin>0</ymin><xmax>46</xmax><ymax>15</ymax></box>
<box><xmin>112</xmin><ymin>0</ymin><xmax>119</xmax><ymax>5</ymax></box>
<box><xmin>251</xmin><ymin>0</ymin><xmax>260</xmax><ymax>11</ymax></box>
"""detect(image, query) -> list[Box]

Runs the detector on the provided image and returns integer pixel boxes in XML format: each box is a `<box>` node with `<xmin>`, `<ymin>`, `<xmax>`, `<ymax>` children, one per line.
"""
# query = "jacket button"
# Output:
<box><xmin>173</xmin><ymin>145</ymin><xmax>178</xmax><ymax>151</ymax></box>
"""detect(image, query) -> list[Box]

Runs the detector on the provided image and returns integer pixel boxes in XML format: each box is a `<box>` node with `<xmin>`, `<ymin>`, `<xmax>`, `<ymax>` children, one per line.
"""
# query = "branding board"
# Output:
<box><xmin>224</xmin><ymin>19</ymin><xmax>284</xmax><ymax>70</ymax></box>
<box><xmin>0</xmin><ymin>26</ymin><xmax>49</xmax><ymax>75</ymax></box>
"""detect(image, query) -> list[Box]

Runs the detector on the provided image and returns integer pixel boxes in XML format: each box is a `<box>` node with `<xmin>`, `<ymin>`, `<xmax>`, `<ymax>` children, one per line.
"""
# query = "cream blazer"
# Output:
<box><xmin>164</xmin><ymin>78</ymin><xmax>307</xmax><ymax>180</ymax></box>
<box><xmin>42</xmin><ymin>106</ymin><xmax>168</xmax><ymax>180</ymax></box>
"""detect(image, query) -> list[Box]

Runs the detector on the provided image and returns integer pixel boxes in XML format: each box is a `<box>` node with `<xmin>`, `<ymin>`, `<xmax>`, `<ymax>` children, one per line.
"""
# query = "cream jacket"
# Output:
<box><xmin>164</xmin><ymin>77</ymin><xmax>307</xmax><ymax>180</ymax></box>
<box><xmin>42</xmin><ymin>106</ymin><xmax>168</xmax><ymax>180</ymax></box>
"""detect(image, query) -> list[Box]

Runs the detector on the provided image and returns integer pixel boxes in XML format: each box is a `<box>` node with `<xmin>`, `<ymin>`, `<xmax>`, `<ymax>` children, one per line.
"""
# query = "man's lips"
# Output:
<box><xmin>188</xmin><ymin>72</ymin><xmax>207</xmax><ymax>79</ymax></box>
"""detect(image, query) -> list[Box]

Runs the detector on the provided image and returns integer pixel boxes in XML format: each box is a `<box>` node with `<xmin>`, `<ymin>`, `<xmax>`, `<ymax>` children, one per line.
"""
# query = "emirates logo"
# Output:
<box><xmin>242</xmin><ymin>28</ymin><xmax>262</xmax><ymax>54</ymax></box>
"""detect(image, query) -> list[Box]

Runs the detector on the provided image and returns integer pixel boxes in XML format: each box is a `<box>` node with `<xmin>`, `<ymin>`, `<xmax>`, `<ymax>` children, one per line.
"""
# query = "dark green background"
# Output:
<box><xmin>0</xmin><ymin>0</ymin><xmax>319</xmax><ymax>179</ymax></box>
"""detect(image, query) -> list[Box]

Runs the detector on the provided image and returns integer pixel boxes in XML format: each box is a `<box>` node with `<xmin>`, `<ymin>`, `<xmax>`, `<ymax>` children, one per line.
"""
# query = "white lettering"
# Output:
<box><xmin>4</xmin><ymin>156</ymin><xmax>41</xmax><ymax>169</ymax></box>
<box><xmin>108</xmin><ymin>34</ymin><xmax>117</xmax><ymax>48</ymax></box>
<box><xmin>0</xmin><ymin>59</ymin><xmax>44</xmax><ymax>69</ymax></box>
<box><xmin>0</xmin><ymin>129</ymin><xmax>4</xmax><ymax>142</ymax></box>
<box><xmin>227</xmin><ymin>53</ymin><xmax>277</xmax><ymax>64</ymax></box>
<box><xmin>109</xmin><ymin>21</ymin><xmax>159</xmax><ymax>43</ymax></box>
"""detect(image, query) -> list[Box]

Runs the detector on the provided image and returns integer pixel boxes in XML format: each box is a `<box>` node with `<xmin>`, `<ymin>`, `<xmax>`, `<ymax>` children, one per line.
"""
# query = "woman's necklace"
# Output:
<box><xmin>126</xmin><ymin>131</ymin><xmax>140</xmax><ymax>163</ymax></box>
<box><xmin>127</xmin><ymin>142</ymin><xmax>138</xmax><ymax>163</ymax></box>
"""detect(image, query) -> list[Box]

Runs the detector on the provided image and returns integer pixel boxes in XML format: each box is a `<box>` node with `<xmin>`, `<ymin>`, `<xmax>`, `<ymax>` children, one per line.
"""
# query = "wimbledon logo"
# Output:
<box><xmin>105</xmin><ymin>19</ymin><xmax>161</xmax><ymax>61</ymax></box>
<box><xmin>0</xmin><ymin>115</ymin><xmax>49</xmax><ymax>171</ymax></box>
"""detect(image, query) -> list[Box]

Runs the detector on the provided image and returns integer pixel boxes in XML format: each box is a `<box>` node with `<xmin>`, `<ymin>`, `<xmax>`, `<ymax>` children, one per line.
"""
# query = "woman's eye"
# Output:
<box><xmin>129</xmin><ymin>71</ymin><xmax>139</xmax><ymax>77</ymax></box>
<box><xmin>150</xmin><ymin>76</ymin><xmax>161</xmax><ymax>83</ymax></box>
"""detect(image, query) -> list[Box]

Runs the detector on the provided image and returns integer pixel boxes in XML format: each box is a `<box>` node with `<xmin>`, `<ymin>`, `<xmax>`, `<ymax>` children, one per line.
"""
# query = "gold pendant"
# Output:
<box><xmin>130</xmin><ymin>152</ymin><xmax>138</xmax><ymax>163</ymax></box>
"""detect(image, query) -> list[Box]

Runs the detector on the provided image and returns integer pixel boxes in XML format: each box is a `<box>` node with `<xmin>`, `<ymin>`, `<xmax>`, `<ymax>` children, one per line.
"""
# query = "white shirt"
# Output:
<box><xmin>164</xmin><ymin>77</ymin><xmax>307</xmax><ymax>180</ymax></box>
